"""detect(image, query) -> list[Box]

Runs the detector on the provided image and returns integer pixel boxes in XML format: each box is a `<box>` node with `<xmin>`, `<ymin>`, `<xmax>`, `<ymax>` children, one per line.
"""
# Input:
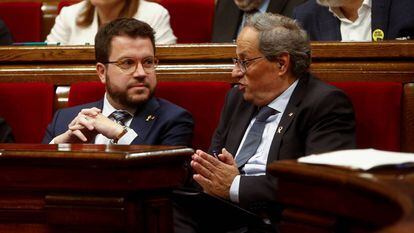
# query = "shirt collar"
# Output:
<box><xmin>328</xmin><ymin>0</ymin><xmax>371</xmax><ymax>21</ymax></box>
<box><xmin>257</xmin><ymin>0</ymin><xmax>270</xmax><ymax>13</ymax></box>
<box><xmin>102</xmin><ymin>93</ymin><xmax>135</xmax><ymax>117</ymax></box>
<box><xmin>267</xmin><ymin>79</ymin><xmax>298</xmax><ymax>114</ymax></box>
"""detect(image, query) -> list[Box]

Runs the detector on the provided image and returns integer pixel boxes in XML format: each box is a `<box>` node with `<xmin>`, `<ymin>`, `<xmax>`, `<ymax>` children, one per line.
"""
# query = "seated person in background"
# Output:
<box><xmin>0</xmin><ymin>19</ymin><xmax>12</xmax><ymax>45</ymax></box>
<box><xmin>43</xmin><ymin>18</ymin><xmax>193</xmax><ymax>146</ymax></box>
<box><xmin>293</xmin><ymin>0</ymin><xmax>414</xmax><ymax>41</ymax></box>
<box><xmin>46</xmin><ymin>0</ymin><xmax>176</xmax><ymax>45</ymax></box>
<box><xmin>0</xmin><ymin>117</ymin><xmax>14</xmax><ymax>142</ymax></box>
<box><xmin>176</xmin><ymin>13</ymin><xmax>356</xmax><ymax>232</ymax></box>
<box><xmin>212</xmin><ymin>0</ymin><xmax>307</xmax><ymax>42</ymax></box>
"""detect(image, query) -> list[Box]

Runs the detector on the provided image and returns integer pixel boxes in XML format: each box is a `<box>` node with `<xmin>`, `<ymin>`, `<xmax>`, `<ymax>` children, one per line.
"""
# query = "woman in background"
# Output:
<box><xmin>46</xmin><ymin>0</ymin><xmax>176</xmax><ymax>45</ymax></box>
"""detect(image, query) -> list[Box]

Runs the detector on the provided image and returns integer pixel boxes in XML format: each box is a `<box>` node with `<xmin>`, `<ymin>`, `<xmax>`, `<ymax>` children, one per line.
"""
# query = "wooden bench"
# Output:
<box><xmin>0</xmin><ymin>42</ymin><xmax>413</xmax><ymax>152</ymax></box>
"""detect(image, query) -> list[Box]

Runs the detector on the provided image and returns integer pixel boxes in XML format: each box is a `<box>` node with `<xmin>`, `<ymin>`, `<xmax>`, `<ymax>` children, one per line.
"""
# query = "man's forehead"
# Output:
<box><xmin>236</xmin><ymin>27</ymin><xmax>260</xmax><ymax>55</ymax></box>
<box><xmin>109</xmin><ymin>35</ymin><xmax>154</xmax><ymax>58</ymax></box>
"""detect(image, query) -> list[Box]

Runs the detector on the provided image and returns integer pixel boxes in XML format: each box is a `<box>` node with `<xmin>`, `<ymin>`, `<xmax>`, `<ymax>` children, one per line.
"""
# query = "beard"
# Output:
<box><xmin>105</xmin><ymin>74</ymin><xmax>155</xmax><ymax>109</ymax></box>
<box><xmin>316</xmin><ymin>0</ymin><xmax>352</xmax><ymax>7</ymax></box>
<box><xmin>234</xmin><ymin>0</ymin><xmax>263</xmax><ymax>11</ymax></box>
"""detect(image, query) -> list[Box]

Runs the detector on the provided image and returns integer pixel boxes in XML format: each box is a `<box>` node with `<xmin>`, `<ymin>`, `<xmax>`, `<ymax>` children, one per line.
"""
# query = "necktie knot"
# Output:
<box><xmin>255</xmin><ymin>106</ymin><xmax>277</xmax><ymax>122</ymax></box>
<box><xmin>111</xmin><ymin>110</ymin><xmax>131</xmax><ymax>126</ymax></box>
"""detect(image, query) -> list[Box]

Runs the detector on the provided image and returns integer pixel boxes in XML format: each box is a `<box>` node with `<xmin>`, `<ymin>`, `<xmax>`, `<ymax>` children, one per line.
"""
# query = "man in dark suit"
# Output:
<box><xmin>43</xmin><ymin>18</ymin><xmax>193</xmax><ymax>146</ymax></box>
<box><xmin>0</xmin><ymin>19</ymin><xmax>12</xmax><ymax>45</ymax></box>
<box><xmin>0</xmin><ymin>117</ymin><xmax>14</xmax><ymax>142</ymax></box>
<box><xmin>293</xmin><ymin>0</ymin><xmax>414</xmax><ymax>41</ymax></box>
<box><xmin>182</xmin><ymin>13</ymin><xmax>355</xmax><ymax>232</ymax></box>
<box><xmin>212</xmin><ymin>0</ymin><xmax>307</xmax><ymax>42</ymax></box>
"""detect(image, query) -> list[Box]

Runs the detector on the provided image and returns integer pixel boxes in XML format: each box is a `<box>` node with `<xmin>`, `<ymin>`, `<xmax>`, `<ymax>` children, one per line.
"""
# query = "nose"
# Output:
<box><xmin>231</xmin><ymin>65</ymin><xmax>244</xmax><ymax>80</ymax></box>
<box><xmin>133</xmin><ymin>62</ymin><xmax>147</xmax><ymax>77</ymax></box>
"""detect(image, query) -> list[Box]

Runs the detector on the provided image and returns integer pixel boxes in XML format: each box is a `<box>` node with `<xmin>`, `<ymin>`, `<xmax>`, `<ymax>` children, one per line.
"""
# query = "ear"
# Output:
<box><xmin>277</xmin><ymin>52</ymin><xmax>290</xmax><ymax>76</ymax></box>
<box><xmin>96</xmin><ymin>62</ymin><xmax>107</xmax><ymax>84</ymax></box>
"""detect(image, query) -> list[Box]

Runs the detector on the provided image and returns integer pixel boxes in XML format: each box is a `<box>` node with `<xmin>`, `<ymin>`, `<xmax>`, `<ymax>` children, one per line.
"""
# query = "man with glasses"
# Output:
<box><xmin>43</xmin><ymin>18</ymin><xmax>193</xmax><ymax>146</ymax></box>
<box><xmin>176</xmin><ymin>13</ymin><xmax>355</xmax><ymax>232</ymax></box>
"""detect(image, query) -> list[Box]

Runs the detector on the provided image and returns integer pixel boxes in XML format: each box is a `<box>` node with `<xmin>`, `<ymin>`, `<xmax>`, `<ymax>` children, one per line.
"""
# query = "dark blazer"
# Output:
<box><xmin>0</xmin><ymin>19</ymin><xmax>12</xmax><ymax>45</ymax></box>
<box><xmin>293</xmin><ymin>0</ymin><xmax>414</xmax><ymax>41</ymax></box>
<box><xmin>212</xmin><ymin>0</ymin><xmax>308</xmax><ymax>42</ymax></box>
<box><xmin>0</xmin><ymin>117</ymin><xmax>14</xmax><ymax>143</ymax></box>
<box><xmin>43</xmin><ymin>97</ymin><xmax>194</xmax><ymax>146</ymax></box>
<box><xmin>209</xmin><ymin>74</ymin><xmax>356</xmax><ymax>212</ymax></box>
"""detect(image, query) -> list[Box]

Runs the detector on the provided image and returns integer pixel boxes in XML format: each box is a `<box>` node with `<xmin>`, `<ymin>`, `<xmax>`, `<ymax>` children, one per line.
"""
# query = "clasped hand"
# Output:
<box><xmin>191</xmin><ymin>148</ymin><xmax>240</xmax><ymax>200</ymax></box>
<box><xmin>53</xmin><ymin>107</ymin><xmax>124</xmax><ymax>143</ymax></box>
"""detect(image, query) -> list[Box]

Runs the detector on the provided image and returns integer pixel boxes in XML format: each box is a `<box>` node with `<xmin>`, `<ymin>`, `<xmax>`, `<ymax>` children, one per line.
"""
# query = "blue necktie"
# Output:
<box><xmin>235</xmin><ymin>106</ymin><xmax>278</xmax><ymax>168</ymax></box>
<box><xmin>111</xmin><ymin>110</ymin><xmax>131</xmax><ymax>126</ymax></box>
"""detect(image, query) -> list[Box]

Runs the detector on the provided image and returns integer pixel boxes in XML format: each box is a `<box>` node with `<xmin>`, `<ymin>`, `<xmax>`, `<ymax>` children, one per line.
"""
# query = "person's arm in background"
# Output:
<box><xmin>0</xmin><ymin>19</ymin><xmax>13</xmax><ymax>45</ymax></box>
<box><xmin>45</xmin><ymin>5</ymin><xmax>72</xmax><ymax>44</ymax></box>
<box><xmin>0</xmin><ymin>117</ymin><xmax>14</xmax><ymax>143</ymax></box>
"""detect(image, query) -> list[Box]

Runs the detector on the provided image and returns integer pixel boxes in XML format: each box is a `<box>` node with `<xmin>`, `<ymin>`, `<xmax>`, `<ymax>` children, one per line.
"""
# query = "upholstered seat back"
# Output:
<box><xmin>0</xmin><ymin>83</ymin><xmax>54</xmax><ymax>143</ymax></box>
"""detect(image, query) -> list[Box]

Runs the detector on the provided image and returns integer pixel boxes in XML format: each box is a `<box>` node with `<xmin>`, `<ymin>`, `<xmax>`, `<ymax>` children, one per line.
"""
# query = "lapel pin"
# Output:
<box><xmin>277</xmin><ymin>126</ymin><xmax>283</xmax><ymax>134</ymax></box>
<box><xmin>288</xmin><ymin>112</ymin><xmax>294</xmax><ymax>117</ymax></box>
<box><xmin>146</xmin><ymin>115</ymin><xmax>155</xmax><ymax>122</ymax></box>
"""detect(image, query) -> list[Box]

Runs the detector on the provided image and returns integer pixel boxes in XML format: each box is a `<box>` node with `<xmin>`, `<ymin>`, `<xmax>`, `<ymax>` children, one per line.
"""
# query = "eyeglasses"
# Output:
<box><xmin>105</xmin><ymin>57</ymin><xmax>158</xmax><ymax>74</ymax></box>
<box><xmin>232</xmin><ymin>56</ymin><xmax>264</xmax><ymax>73</ymax></box>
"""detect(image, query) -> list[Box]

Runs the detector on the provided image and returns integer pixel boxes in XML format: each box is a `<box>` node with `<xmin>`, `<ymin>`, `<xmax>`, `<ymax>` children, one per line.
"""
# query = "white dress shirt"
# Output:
<box><xmin>329</xmin><ymin>0</ymin><xmax>372</xmax><ymax>41</ymax></box>
<box><xmin>46</xmin><ymin>0</ymin><xmax>176</xmax><ymax>45</ymax></box>
<box><xmin>229</xmin><ymin>80</ymin><xmax>298</xmax><ymax>203</ymax></box>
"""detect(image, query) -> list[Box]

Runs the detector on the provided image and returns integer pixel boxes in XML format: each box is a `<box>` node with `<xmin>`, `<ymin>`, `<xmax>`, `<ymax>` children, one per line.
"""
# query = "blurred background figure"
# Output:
<box><xmin>293</xmin><ymin>0</ymin><xmax>414</xmax><ymax>41</ymax></box>
<box><xmin>46</xmin><ymin>0</ymin><xmax>176</xmax><ymax>45</ymax></box>
<box><xmin>0</xmin><ymin>19</ymin><xmax>12</xmax><ymax>45</ymax></box>
<box><xmin>0</xmin><ymin>117</ymin><xmax>14</xmax><ymax>142</ymax></box>
<box><xmin>212</xmin><ymin>0</ymin><xmax>307</xmax><ymax>42</ymax></box>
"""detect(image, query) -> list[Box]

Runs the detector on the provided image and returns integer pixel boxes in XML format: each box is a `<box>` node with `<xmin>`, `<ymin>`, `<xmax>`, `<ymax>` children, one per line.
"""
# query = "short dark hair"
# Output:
<box><xmin>95</xmin><ymin>18</ymin><xmax>155</xmax><ymax>63</ymax></box>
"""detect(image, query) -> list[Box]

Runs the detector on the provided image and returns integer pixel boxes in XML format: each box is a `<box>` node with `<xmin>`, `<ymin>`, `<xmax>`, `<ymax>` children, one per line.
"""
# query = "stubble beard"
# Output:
<box><xmin>105</xmin><ymin>74</ymin><xmax>154</xmax><ymax>109</ymax></box>
<box><xmin>316</xmin><ymin>0</ymin><xmax>351</xmax><ymax>7</ymax></box>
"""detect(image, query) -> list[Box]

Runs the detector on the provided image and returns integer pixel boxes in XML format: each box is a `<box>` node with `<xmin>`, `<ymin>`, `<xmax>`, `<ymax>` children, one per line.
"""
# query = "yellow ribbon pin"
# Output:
<box><xmin>372</xmin><ymin>29</ymin><xmax>384</xmax><ymax>42</ymax></box>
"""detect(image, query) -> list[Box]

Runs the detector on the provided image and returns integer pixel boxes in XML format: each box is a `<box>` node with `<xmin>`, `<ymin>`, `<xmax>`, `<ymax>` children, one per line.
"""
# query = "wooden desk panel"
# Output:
<box><xmin>0</xmin><ymin>144</ymin><xmax>193</xmax><ymax>233</ymax></box>
<box><xmin>268</xmin><ymin>160</ymin><xmax>414</xmax><ymax>233</ymax></box>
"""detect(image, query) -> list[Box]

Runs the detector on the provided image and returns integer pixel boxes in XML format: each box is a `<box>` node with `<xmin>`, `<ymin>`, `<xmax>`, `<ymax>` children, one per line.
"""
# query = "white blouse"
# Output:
<box><xmin>46</xmin><ymin>0</ymin><xmax>176</xmax><ymax>45</ymax></box>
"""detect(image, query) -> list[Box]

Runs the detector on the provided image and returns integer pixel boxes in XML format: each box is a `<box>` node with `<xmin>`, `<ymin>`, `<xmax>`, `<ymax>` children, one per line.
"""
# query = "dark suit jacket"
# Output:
<box><xmin>212</xmin><ymin>0</ymin><xmax>308</xmax><ymax>42</ymax></box>
<box><xmin>43</xmin><ymin>97</ymin><xmax>194</xmax><ymax>146</ymax></box>
<box><xmin>0</xmin><ymin>19</ymin><xmax>12</xmax><ymax>45</ymax></box>
<box><xmin>293</xmin><ymin>0</ymin><xmax>414</xmax><ymax>41</ymax></box>
<box><xmin>209</xmin><ymin>74</ymin><xmax>356</xmax><ymax>212</ymax></box>
<box><xmin>0</xmin><ymin>117</ymin><xmax>14</xmax><ymax>143</ymax></box>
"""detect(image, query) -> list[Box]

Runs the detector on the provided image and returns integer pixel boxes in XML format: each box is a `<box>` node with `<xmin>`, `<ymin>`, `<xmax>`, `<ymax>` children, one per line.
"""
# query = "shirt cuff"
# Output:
<box><xmin>117</xmin><ymin>127</ymin><xmax>138</xmax><ymax>145</ymax></box>
<box><xmin>229</xmin><ymin>175</ymin><xmax>241</xmax><ymax>203</ymax></box>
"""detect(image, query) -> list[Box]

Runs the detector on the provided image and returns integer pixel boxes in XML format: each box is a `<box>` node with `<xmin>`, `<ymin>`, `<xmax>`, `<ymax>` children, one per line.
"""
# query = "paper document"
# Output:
<box><xmin>298</xmin><ymin>149</ymin><xmax>414</xmax><ymax>170</ymax></box>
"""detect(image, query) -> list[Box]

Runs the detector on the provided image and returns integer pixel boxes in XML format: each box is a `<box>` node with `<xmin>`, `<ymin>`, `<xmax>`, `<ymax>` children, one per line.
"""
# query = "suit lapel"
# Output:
<box><xmin>227</xmin><ymin>101</ymin><xmax>256</xmax><ymax>156</ymax></box>
<box><xmin>371</xmin><ymin>0</ymin><xmax>391</xmax><ymax>40</ymax></box>
<box><xmin>129</xmin><ymin>97</ymin><xmax>159</xmax><ymax>142</ymax></box>
<box><xmin>267</xmin><ymin>0</ymin><xmax>288</xmax><ymax>13</ymax></box>
<box><xmin>319</xmin><ymin>9</ymin><xmax>342</xmax><ymax>40</ymax></box>
<box><xmin>267</xmin><ymin>75</ymin><xmax>309</xmax><ymax>163</ymax></box>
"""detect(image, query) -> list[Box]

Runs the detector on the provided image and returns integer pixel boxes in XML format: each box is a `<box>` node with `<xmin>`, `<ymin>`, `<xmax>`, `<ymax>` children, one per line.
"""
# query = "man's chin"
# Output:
<box><xmin>126</xmin><ymin>94</ymin><xmax>150</xmax><ymax>106</ymax></box>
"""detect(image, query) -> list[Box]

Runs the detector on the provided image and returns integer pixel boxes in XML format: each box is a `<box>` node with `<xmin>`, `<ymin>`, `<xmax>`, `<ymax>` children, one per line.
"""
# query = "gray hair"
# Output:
<box><xmin>244</xmin><ymin>13</ymin><xmax>311</xmax><ymax>78</ymax></box>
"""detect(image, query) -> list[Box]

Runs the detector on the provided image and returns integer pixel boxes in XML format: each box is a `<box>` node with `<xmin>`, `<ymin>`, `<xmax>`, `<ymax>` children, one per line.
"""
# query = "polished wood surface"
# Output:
<box><xmin>268</xmin><ymin>160</ymin><xmax>414</xmax><ymax>233</ymax></box>
<box><xmin>0</xmin><ymin>144</ymin><xmax>193</xmax><ymax>233</ymax></box>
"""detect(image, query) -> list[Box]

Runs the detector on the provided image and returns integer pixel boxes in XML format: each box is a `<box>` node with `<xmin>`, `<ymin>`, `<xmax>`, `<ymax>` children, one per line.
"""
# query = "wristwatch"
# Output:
<box><xmin>111</xmin><ymin>126</ymin><xmax>128</xmax><ymax>144</ymax></box>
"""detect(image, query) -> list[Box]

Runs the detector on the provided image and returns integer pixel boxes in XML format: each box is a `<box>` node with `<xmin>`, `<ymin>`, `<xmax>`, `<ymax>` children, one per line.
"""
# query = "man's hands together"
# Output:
<box><xmin>191</xmin><ymin>148</ymin><xmax>240</xmax><ymax>199</ymax></box>
<box><xmin>53</xmin><ymin>107</ymin><xmax>125</xmax><ymax>143</ymax></box>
